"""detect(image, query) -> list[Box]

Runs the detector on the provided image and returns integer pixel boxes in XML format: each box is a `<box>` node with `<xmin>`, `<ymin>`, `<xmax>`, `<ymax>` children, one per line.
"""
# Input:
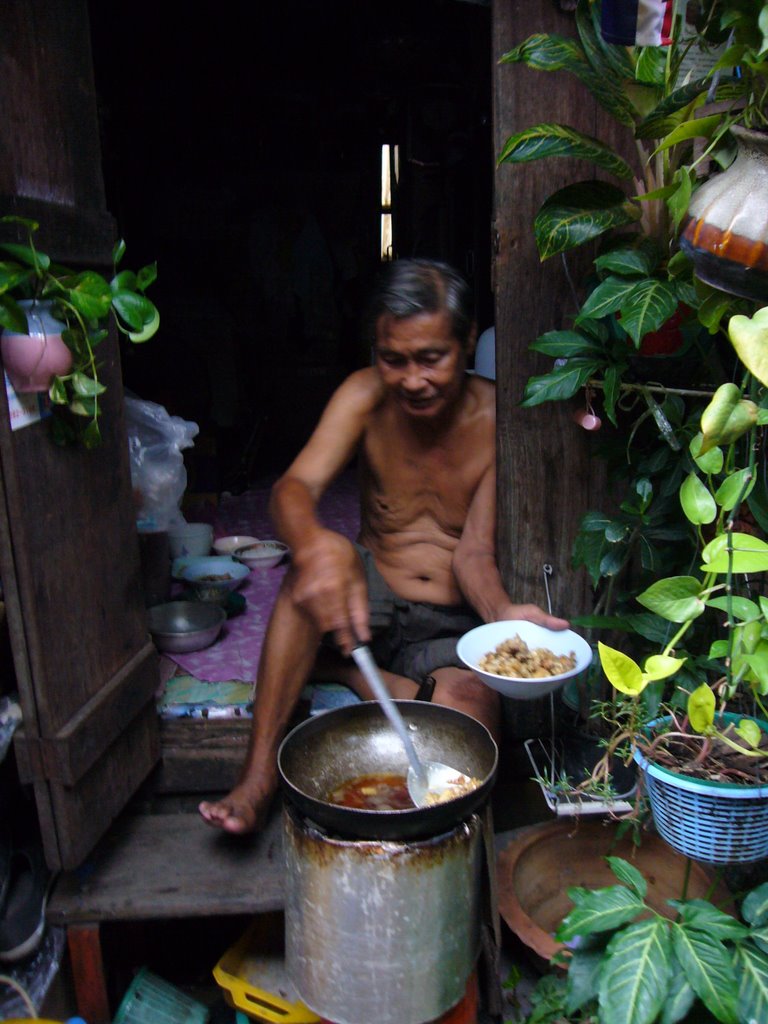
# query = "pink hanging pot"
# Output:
<box><xmin>680</xmin><ymin>126</ymin><xmax>768</xmax><ymax>303</ymax></box>
<box><xmin>1</xmin><ymin>298</ymin><xmax>73</xmax><ymax>393</ymax></box>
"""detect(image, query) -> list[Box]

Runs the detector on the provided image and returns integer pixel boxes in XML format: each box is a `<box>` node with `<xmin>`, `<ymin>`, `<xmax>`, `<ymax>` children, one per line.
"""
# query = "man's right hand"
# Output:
<box><xmin>289</xmin><ymin>529</ymin><xmax>370</xmax><ymax>655</ymax></box>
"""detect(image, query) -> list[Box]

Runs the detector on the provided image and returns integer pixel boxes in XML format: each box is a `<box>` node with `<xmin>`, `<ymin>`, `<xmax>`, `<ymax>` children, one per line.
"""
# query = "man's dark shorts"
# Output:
<box><xmin>350</xmin><ymin>543</ymin><xmax>482</xmax><ymax>686</ymax></box>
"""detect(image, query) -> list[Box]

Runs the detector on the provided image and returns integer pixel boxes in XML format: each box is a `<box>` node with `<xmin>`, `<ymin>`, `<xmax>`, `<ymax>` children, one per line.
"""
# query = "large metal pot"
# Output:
<box><xmin>284</xmin><ymin>805</ymin><xmax>483</xmax><ymax>1024</ymax></box>
<box><xmin>277</xmin><ymin>700</ymin><xmax>498</xmax><ymax>840</ymax></box>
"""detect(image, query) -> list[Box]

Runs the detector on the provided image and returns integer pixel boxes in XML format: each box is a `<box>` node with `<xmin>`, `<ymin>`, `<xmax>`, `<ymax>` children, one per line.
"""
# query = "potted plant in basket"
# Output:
<box><xmin>0</xmin><ymin>215</ymin><xmax>159</xmax><ymax>448</ymax></box>
<box><xmin>592</xmin><ymin>310</ymin><xmax>768</xmax><ymax>866</ymax></box>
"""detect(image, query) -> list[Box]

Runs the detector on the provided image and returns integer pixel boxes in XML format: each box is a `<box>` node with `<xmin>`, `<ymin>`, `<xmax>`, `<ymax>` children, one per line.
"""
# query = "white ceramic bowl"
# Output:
<box><xmin>213</xmin><ymin>534</ymin><xmax>260</xmax><ymax>556</ymax></box>
<box><xmin>178</xmin><ymin>556</ymin><xmax>250</xmax><ymax>604</ymax></box>
<box><xmin>233</xmin><ymin>540</ymin><xmax>289</xmax><ymax>570</ymax></box>
<box><xmin>457</xmin><ymin>620</ymin><xmax>592</xmax><ymax>701</ymax></box>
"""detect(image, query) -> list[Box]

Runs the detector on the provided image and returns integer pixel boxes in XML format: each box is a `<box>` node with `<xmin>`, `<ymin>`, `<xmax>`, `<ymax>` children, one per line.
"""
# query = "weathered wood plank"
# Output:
<box><xmin>0</xmin><ymin>0</ymin><xmax>161</xmax><ymax>870</ymax></box>
<box><xmin>47</xmin><ymin>808</ymin><xmax>285</xmax><ymax>922</ymax></box>
<box><xmin>493</xmin><ymin>1</ymin><xmax>598</xmax><ymax>619</ymax></box>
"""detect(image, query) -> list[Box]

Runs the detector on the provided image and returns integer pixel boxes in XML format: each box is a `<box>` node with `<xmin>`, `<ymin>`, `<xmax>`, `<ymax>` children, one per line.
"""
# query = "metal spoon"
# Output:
<box><xmin>350</xmin><ymin>643</ymin><xmax>472</xmax><ymax>808</ymax></box>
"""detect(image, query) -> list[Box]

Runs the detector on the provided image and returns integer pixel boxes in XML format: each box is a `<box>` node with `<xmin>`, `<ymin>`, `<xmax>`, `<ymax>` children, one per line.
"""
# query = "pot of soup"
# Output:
<box><xmin>277</xmin><ymin>700</ymin><xmax>498</xmax><ymax>840</ymax></box>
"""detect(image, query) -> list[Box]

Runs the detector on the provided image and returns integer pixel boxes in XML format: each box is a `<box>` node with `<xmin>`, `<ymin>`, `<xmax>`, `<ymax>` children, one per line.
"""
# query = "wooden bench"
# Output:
<box><xmin>46</xmin><ymin>802</ymin><xmax>285</xmax><ymax>1024</ymax></box>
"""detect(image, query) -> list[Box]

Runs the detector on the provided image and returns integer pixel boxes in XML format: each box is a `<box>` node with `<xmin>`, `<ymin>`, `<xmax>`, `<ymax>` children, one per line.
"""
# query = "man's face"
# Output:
<box><xmin>374</xmin><ymin>311</ymin><xmax>469</xmax><ymax>418</ymax></box>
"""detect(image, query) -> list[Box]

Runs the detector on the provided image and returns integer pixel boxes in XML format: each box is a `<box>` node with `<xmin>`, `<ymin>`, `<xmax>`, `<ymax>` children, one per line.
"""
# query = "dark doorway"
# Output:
<box><xmin>87</xmin><ymin>0</ymin><xmax>493</xmax><ymax>487</ymax></box>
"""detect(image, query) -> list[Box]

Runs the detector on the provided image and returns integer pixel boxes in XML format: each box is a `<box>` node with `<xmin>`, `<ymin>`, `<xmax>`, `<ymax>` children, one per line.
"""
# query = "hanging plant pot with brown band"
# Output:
<box><xmin>680</xmin><ymin>125</ymin><xmax>768</xmax><ymax>304</ymax></box>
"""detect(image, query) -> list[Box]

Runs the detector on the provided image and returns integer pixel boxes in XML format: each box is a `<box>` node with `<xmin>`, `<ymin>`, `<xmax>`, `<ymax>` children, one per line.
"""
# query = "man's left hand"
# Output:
<box><xmin>497</xmin><ymin>603</ymin><xmax>570</xmax><ymax>632</ymax></box>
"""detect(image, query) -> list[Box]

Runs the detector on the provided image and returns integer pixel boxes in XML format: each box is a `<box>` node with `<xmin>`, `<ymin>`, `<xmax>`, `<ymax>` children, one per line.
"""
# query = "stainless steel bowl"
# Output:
<box><xmin>147</xmin><ymin>600</ymin><xmax>226</xmax><ymax>653</ymax></box>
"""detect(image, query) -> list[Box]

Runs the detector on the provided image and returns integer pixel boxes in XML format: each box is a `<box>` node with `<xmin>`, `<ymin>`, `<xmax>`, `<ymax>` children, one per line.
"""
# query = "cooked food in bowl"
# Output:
<box><xmin>478</xmin><ymin>635</ymin><xmax>576</xmax><ymax>679</ymax></box>
<box><xmin>457</xmin><ymin>620</ymin><xmax>592</xmax><ymax>700</ymax></box>
<box><xmin>233</xmin><ymin>539</ymin><xmax>289</xmax><ymax>569</ymax></box>
<box><xmin>179</xmin><ymin>556</ymin><xmax>250</xmax><ymax>604</ymax></box>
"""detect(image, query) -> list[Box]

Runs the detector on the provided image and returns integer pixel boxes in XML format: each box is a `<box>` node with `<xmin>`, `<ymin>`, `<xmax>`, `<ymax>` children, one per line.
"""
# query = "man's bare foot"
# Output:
<box><xmin>198</xmin><ymin>783</ymin><xmax>273</xmax><ymax>834</ymax></box>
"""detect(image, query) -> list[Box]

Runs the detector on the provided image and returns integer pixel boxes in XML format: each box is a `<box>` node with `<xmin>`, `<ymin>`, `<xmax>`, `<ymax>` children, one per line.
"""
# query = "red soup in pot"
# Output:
<box><xmin>328</xmin><ymin>772</ymin><xmax>415</xmax><ymax>811</ymax></box>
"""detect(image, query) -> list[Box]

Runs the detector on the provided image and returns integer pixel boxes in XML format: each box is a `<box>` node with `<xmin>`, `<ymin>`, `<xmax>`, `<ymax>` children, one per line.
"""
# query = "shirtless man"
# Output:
<box><xmin>199</xmin><ymin>258</ymin><xmax>567</xmax><ymax>833</ymax></box>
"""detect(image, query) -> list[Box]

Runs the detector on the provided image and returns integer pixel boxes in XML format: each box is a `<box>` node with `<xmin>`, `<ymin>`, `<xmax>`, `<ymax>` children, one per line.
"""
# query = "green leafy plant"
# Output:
<box><xmin>498</xmin><ymin>1</ymin><xmax>768</xmax><ymax>756</ymax></box>
<box><xmin>498</xmin><ymin>0</ymin><xmax>756</xmax><ymax>344</ymax></box>
<box><xmin>0</xmin><ymin>215</ymin><xmax>159</xmax><ymax>448</ymax></box>
<box><xmin>592</xmin><ymin>310</ymin><xmax>768</xmax><ymax>784</ymax></box>
<box><xmin>522</xmin><ymin>856</ymin><xmax>768</xmax><ymax>1024</ymax></box>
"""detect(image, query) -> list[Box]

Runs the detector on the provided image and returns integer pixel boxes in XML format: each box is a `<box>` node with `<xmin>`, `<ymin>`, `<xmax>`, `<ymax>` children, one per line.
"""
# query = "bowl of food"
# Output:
<box><xmin>457</xmin><ymin>620</ymin><xmax>592</xmax><ymax>700</ymax></box>
<box><xmin>147</xmin><ymin>600</ymin><xmax>226</xmax><ymax>653</ymax></box>
<box><xmin>233</xmin><ymin>540</ymin><xmax>289</xmax><ymax>570</ymax></box>
<box><xmin>178</xmin><ymin>556</ymin><xmax>250</xmax><ymax>604</ymax></box>
<box><xmin>212</xmin><ymin>534</ymin><xmax>260</xmax><ymax>556</ymax></box>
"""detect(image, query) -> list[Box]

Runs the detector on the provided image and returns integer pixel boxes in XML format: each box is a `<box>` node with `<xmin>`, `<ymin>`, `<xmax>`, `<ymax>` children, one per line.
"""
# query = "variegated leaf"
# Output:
<box><xmin>742</xmin><ymin>882</ymin><xmax>768</xmax><ymax>927</ymax></box>
<box><xmin>499</xmin><ymin>33</ymin><xmax>587</xmax><ymax>73</ymax></box>
<box><xmin>577</xmin><ymin>275</ymin><xmax>643</xmax><ymax>321</ymax></box>
<box><xmin>618</xmin><ymin>279</ymin><xmax>679</xmax><ymax>346</ymax></box>
<box><xmin>521</xmin><ymin>358</ymin><xmax>600</xmax><ymax>407</ymax></box>
<box><xmin>606</xmin><ymin>857</ymin><xmax>647</xmax><ymax>899</ymax></box>
<box><xmin>671</xmin><ymin>923</ymin><xmax>738</xmax><ymax>1023</ymax></box>
<box><xmin>598</xmin><ymin>918</ymin><xmax>671</xmax><ymax>1024</ymax></box>
<box><xmin>594</xmin><ymin>246</ymin><xmax>656</xmax><ymax>277</ymax></box>
<box><xmin>736</xmin><ymin>943</ymin><xmax>768</xmax><ymax>1024</ymax></box>
<box><xmin>575</xmin><ymin>0</ymin><xmax>639</xmax><ymax>125</ymax></box>
<box><xmin>498</xmin><ymin>123</ymin><xmax>633</xmax><ymax>178</ymax></box>
<box><xmin>668</xmin><ymin>899</ymin><xmax>749</xmax><ymax>941</ymax></box>
<box><xmin>660</xmin><ymin>956</ymin><xmax>696</xmax><ymax>1024</ymax></box>
<box><xmin>636</xmin><ymin>77</ymin><xmax>733</xmax><ymax>138</ymax></box>
<box><xmin>558</xmin><ymin>884</ymin><xmax>644</xmax><ymax>941</ymax></box>
<box><xmin>534</xmin><ymin>182</ymin><xmax>641</xmax><ymax>260</ymax></box>
<box><xmin>529</xmin><ymin>329</ymin><xmax>606</xmax><ymax>358</ymax></box>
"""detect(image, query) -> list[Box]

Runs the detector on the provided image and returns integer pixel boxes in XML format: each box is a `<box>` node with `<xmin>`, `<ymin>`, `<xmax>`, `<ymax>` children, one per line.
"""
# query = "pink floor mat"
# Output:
<box><xmin>166</xmin><ymin>472</ymin><xmax>360</xmax><ymax>684</ymax></box>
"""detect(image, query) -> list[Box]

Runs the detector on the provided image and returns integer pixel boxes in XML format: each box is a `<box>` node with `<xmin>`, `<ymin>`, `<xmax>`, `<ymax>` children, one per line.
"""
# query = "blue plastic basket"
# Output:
<box><xmin>634</xmin><ymin>714</ymin><xmax>768</xmax><ymax>865</ymax></box>
<box><xmin>113</xmin><ymin>967</ymin><xmax>209</xmax><ymax>1024</ymax></box>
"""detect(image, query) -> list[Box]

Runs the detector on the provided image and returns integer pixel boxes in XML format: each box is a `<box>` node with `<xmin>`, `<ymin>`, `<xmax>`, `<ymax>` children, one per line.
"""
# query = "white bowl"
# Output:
<box><xmin>213</xmin><ymin>534</ymin><xmax>260</xmax><ymax>556</ymax></box>
<box><xmin>457</xmin><ymin>620</ymin><xmax>592</xmax><ymax>701</ymax></box>
<box><xmin>233</xmin><ymin>540</ymin><xmax>289</xmax><ymax>570</ymax></box>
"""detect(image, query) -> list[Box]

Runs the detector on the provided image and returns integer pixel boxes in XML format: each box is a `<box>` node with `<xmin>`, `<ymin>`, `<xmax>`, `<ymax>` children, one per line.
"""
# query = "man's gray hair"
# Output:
<box><xmin>366</xmin><ymin>258</ymin><xmax>474</xmax><ymax>348</ymax></box>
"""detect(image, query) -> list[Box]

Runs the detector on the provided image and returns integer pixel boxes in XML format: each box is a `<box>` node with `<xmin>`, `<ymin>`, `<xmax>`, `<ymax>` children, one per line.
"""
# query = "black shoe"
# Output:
<box><xmin>0</xmin><ymin>843</ymin><xmax>52</xmax><ymax>962</ymax></box>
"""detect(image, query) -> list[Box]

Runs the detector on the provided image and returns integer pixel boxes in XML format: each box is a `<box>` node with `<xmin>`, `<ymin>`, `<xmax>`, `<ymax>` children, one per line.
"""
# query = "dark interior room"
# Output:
<box><xmin>86</xmin><ymin>0</ymin><xmax>494</xmax><ymax>492</ymax></box>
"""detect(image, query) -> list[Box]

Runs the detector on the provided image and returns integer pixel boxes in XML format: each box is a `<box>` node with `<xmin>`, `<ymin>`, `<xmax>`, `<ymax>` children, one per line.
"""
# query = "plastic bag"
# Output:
<box><xmin>125</xmin><ymin>396</ymin><xmax>199</xmax><ymax>531</ymax></box>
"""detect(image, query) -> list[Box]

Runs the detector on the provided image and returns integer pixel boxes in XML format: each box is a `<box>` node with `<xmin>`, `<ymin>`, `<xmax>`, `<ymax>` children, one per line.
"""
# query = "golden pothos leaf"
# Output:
<box><xmin>688</xmin><ymin>684</ymin><xmax>715</xmax><ymax>733</ymax></box>
<box><xmin>642</xmin><ymin>654</ymin><xmax>686</xmax><ymax>682</ymax></box>
<box><xmin>598</xmin><ymin>642</ymin><xmax>646</xmax><ymax>695</ymax></box>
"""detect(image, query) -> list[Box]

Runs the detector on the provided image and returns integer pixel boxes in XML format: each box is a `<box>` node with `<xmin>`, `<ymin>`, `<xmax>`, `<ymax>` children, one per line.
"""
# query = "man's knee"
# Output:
<box><xmin>431</xmin><ymin>668</ymin><xmax>499</xmax><ymax>716</ymax></box>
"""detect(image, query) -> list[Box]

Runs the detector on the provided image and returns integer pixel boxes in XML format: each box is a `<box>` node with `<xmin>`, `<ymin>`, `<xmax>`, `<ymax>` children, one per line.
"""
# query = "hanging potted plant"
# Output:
<box><xmin>0</xmin><ymin>215</ymin><xmax>159</xmax><ymax>448</ymax></box>
<box><xmin>678</xmin><ymin>2</ymin><xmax>768</xmax><ymax>301</ymax></box>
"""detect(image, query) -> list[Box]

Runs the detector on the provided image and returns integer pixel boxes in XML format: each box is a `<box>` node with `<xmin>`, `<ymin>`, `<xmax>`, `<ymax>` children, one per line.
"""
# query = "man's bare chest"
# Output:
<box><xmin>362</xmin><ymin>441</ymin><xmax>485</xmax><ymax>533</ymax></box>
